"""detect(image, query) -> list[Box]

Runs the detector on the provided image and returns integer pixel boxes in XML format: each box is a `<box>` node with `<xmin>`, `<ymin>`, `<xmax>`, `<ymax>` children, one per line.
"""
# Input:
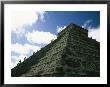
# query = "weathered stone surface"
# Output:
<box><xmin>11</xmin><ymin>23</ymin><xmax>100</xmax><ymax>77</ymax></box>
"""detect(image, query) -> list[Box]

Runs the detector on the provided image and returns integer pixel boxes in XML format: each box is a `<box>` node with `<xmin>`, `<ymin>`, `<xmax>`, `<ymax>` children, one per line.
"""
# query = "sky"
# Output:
<box><xmin>11</xmin><ymin>11</ymin><xmax>100</xmax><ymax>68</ymax></box>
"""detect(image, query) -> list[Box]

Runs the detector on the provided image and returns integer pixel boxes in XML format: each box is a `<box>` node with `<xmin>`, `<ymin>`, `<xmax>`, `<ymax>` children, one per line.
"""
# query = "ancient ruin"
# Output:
<box><xmin>11</xmin><ymin>23</ymin><xmax>100</xmax><ymax>77</ymax></box>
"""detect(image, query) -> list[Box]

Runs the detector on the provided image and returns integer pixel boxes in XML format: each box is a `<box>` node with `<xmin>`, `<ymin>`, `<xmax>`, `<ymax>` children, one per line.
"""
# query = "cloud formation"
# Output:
<box><xmin>82</xmin><ymin>19</ymin><xmax>100</xmax><ymax>42</ymax></box>
<box><xmin>25</xmin><ymin>30</ymin><xmax>57</xmax><ymax>44</ymax></box>
<box><xmin>11</xmin><ymin>10</ymin><xmax>47</xmax><ymax>68</ymax></box>
<box><xmin>11</xmin><ymin>11</ymin><xmax>46</xmax><ymax>37</ymax></box>
<box><xmin>57</xmin><ymin>26</ymin><xmax>66</xmax><ymax>33</ymax></box>
<box><xmin>88</xmin><ymin>27</ymin><xmax>100</xmax><ymax>42</ymax></box>
<box><xmin>82</xmin><ymin>20</ymin><xmax>92</xmax><ymax>29</ymax></box>
<box><xmin>11</xmin><ymin>43</ymin><xmax>41</xmax><ymax>55</ymax></box>
<box><xmin>39</xmin><ymin>11</ymin><xmax>46</xmax><ymax>22</ymax></box>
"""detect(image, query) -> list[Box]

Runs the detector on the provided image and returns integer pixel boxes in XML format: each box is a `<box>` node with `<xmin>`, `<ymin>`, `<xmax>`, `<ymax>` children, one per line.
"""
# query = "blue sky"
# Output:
<box><xmin>11</xmin><ymin>11</ymin><xmax>100</xmax><ymax>68</ymax></box>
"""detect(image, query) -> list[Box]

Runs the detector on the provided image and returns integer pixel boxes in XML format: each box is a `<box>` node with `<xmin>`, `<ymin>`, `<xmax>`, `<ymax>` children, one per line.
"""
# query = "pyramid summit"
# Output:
<box><xmin>11</xmin><ymin>23</ymin><xmax>100</xmax><ymax>77</ymax></box>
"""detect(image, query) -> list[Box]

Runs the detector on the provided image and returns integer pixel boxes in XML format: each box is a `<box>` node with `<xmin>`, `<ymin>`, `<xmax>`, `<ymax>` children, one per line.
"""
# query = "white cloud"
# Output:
<box><xmin>11</xmin><ymin>43</ymin><xmax>41</xmax><ymax>55</ymax></box>
<box><xmin>25</xmin><ymin>44</ymin><xmax>40</xmax><ymax>53</ymax></box>
<box><xmin>25</xmin><ymin>30</ymin><xmax>57</xmax><ymax>44</ymax></box>
<box><xmin>12</xmin><ymin>43</ymin><xmax>29</xmax><ymax>54</ymax></box>
<box><xmin>38</xmin><ymin>11</ymin><xmax>46</xmax><ymax>22</ymax></box>
<box><xmin>11</xmin><ymin>11</ymin><xmax>46</xmax><ymax>37</ymax></box>
<box><xmin>82</xmin><ymin>20</ymin><xmax>100</xmax><ymax>42</ymax></box>
<box><xmin>57</xmin><ymin>26</ymin><xmax>66</xmax><ymax>33</ymax></box>
<box><xmin>88</xmin><ymin>27</ymin><xmax>100</xmax><ymax>42</ymax></box>
<box><xmin>82</xmin><ymin>19</ymin><xmax>92</xmax><ymax>29</ymax></box>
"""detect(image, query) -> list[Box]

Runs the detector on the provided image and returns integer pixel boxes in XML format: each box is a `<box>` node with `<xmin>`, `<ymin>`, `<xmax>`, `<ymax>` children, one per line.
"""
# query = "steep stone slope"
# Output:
<box><xmin>11</xmin><ymin>23</ymin><xmax>100</xmax><ymax>77</ymax></box>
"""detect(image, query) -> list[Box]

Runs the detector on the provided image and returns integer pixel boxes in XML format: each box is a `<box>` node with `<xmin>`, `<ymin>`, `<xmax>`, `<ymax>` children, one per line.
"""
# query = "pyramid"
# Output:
<box><xmin>11</xmin><ymin>23</ymin><xmax>100</xmax><ymax>77</ymax></box>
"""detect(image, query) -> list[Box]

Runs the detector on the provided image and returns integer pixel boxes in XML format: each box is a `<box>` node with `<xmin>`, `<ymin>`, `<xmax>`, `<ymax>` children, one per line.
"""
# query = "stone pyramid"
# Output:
<box><xmin>11</xmin><ymin>23</ymin><xmax>100</xmax><ymax>77</ymax></box>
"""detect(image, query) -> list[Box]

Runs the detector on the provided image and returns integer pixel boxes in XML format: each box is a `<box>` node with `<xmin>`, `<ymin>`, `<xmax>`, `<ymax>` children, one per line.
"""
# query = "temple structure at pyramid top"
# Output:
<box><xmin>11</xmin><ymin>23</ymin><xmax>100</xmax><ymax>77</ymax></box>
